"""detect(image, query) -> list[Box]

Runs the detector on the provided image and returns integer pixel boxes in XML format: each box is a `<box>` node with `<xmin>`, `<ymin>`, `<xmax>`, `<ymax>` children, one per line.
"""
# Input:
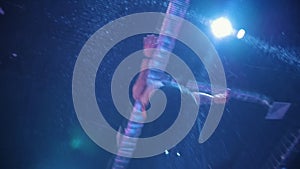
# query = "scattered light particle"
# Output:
<box><xmin>0</xmin><ymin>7</ymin><xmax>4</xmax><ymax>15</ymax></box>
<box><xmin>12</xmin><ymin>53</ymin><xmax>18</xmax><ymax>57</ymax></box>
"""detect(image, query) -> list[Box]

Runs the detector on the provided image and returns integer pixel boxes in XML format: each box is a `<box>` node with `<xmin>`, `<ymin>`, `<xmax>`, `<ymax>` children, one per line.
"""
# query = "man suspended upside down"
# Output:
<box><xmin>132</xmin><ymin>34</ymin><xmax>228</xmax><ymax>113</ymax></box>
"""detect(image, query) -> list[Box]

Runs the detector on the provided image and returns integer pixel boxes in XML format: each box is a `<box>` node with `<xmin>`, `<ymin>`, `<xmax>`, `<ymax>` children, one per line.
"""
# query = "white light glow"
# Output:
<box><xmin>210</xmin><ymin>17</ymin><xmax>233</xmax><ymax>38</ymax></box>
<box><xmin>237</xmin><ymin>29</ymin><xmax>246</xmax><ymax>39</ymax></box>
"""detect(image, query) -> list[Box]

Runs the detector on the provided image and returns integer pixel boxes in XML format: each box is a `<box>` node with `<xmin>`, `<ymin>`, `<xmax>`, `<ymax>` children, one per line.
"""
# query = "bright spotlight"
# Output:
<box><xmin>210</xmin><ymin>17</ymin><xmax>233</xmax><ymax>38</ymax></box>
<box><xmin>236</xmin><ymin>29</ymin><xmax>246</xmax><ymax>39</ymax></box>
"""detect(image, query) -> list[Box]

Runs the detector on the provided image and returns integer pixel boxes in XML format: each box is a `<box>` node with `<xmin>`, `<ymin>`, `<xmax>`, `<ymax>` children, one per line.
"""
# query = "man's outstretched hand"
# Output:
<box><xmin>212</xmin><ymin>92</ymin><xmax>228</xmax><ymax>104</ymax></box>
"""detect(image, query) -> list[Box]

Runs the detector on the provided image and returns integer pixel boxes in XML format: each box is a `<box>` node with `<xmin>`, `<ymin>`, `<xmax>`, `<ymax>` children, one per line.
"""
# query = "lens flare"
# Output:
<box><xmin>237</xmin><ymin>29</ymin><xmax>246</xmax><ymax>39</ymax></box>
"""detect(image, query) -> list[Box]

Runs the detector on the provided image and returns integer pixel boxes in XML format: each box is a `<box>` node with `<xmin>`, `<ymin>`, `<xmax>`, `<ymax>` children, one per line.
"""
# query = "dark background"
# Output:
<box><xmin>1</xmin><ymin>0</ymin><xmax>300</xmax><ymax>169</ymax></box>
